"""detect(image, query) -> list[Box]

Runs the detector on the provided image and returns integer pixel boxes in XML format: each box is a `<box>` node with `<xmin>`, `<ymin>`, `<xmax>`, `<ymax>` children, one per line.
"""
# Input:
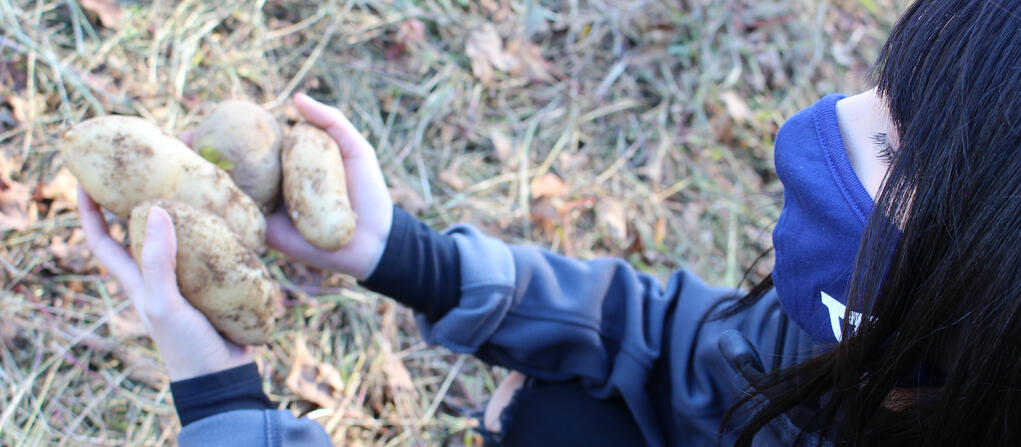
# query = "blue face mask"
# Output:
<box><xmin>771</xmin><ymin>94</ymin><xmax>876</xmax><ymax>344</ymax></box>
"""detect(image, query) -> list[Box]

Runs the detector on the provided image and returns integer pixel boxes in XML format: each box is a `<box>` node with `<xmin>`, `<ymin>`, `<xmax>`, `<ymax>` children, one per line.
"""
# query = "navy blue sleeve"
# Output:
<box><xmin>360</xmin><ymin>205</ymin><xmax>461</xmax><ymax>321</ymax></box>
<box><xmin>170</xmin><ymin>362</ymin><xmax>272</xmax><ymax>427</ymax></box>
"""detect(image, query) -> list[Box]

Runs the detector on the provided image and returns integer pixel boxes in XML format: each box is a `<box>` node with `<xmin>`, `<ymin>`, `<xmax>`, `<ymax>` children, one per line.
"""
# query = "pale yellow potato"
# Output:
<box><xmin>62</xmin><ymin>116</ymin><xmax>266</xmax><ymax>251</ymax></box>
<box><xmin>128</xmin><ymin>200</ymin><xmax>279</xmax><ymax>345</ymax></box>
<box><xmin>192</xmin><ymin>100</ymin><xmax>283</xmax><ymax>212</ymax></box>
<box><xmin>281</xmin><ymin>123</ymin><xmax>356</xmax><ymax>250</ymax></box>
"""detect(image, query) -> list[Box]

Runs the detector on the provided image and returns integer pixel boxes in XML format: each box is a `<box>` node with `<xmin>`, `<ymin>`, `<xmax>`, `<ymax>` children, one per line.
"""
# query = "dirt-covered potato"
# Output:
<box><xmin>281</xmin><ymin>123</ymin><xmax>356</xmax><ymax>250</ymax></box>
<box><xmin>192</xmin><ymin>100</ymin><xmax>283</xmax><ymax>212</ymax></box>
<box><xmin>62</xmin><ymin>116</ymin><xmax>266</xmax><ymax>251</ymax></box>
<box><xmin>128</xmin><ymin>200</ymin><xmax>278</xmax><ymax>345</ymax></box>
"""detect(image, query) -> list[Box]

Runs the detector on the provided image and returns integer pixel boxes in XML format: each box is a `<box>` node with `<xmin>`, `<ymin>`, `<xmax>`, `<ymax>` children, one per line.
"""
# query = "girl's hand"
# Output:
<box><xmin>78</xmin><ymin>186</ymin><xmax>253</xmax><ymax>381</ymax></box>
<box><xmin>264</xmin><ymin>93</ymin><xmax>394</xmax><ymax>281</ymax></box>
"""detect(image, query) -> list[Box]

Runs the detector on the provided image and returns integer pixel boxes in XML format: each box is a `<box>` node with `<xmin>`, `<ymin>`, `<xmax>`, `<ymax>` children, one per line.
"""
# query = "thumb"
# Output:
<box><xmin>140</xmin><ymin>206</ymin><xmax>179</xmax><ymax>302</ymax></box>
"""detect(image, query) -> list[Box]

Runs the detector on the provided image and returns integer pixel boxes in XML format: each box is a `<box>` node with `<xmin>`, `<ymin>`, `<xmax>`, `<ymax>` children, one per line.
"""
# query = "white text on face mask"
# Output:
<box><xmin>821</xmin><ymin>291</ymin><xmax>863</xmax><ymax>341</ymax></box>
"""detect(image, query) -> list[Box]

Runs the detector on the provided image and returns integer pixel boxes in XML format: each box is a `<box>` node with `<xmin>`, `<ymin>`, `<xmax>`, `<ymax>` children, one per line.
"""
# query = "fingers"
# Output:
<box><xmin>265</xmin><ymin>209</ymin><xmax>336</xmax><ymax>270</ymax></box>
<box><xmin>77</xmin><ymin>186</ymin><xmax>142</xmax><ymax>296</ymax></box>
<box><xmin>293</xmin><ymin>93</ymin><xmax>393</xmax><ymax>224</ymax></box>
<box><xmin>139</xmin><ymin>206</ymin><xmax>181</xmax><ymax>320</ymax></box>
<box><xmin>294</xmin><ymin>94</ymin><xmax>382</xmax><ymax>170</ymax></box>
<box><xmin>179</xmin><ymin>129</ymin><xmax>195</xmax><ymax>148</ymax></box>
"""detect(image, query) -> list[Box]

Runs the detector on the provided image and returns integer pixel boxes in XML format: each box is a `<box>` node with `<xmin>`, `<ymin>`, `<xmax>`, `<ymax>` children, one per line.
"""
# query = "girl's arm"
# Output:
<box><xmin>267</xmin><ymin>95</ymin><xmax>807</xmax><ymax>445</ymax></box>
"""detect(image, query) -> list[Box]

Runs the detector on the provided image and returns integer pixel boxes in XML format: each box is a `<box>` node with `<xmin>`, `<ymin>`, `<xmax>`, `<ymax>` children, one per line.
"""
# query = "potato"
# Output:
<box><xmin>192</xmin><ymin>100</ymin><xmax>283</xmax><ymax>212</ymax></box>
<box><xmin>128</xmin><ymin>200</ymin><xmax>278</xmax><ymax>345</ymax></box>
<box><xmin>62</xmin><ymin>116</ymin><xmax>266</xmax><ymax>251</ymax></box>
<box><xmin>281</xmin><ymin>123</ymin><xmax>356</xmax><ymax>250</ymax></box>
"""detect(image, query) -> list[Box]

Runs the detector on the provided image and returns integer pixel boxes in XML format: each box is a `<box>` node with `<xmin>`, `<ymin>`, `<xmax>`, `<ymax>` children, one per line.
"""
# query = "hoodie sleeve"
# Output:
<box><xmin>417</xmin><ymin>224</ymin><xmax>678</xmax><ymax>381</ymax></box>
<box><xmin>177</xmin><ymin>409</ymin><xmax>333</xmax><ymax>446</ymax></box>
<box><xmin>170</xmin><ymin>364</ymin><xmax>332</xmax><ymax>446</ymax></box>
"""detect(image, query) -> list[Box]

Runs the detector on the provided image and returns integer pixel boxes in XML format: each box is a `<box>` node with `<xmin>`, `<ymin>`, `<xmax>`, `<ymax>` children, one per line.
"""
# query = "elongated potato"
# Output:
<box><xmin>281</xmin><ymin>123</ymin><xmax>356</xmax><ymax>250</ymax></box>
<box><xmin>128</xmin><ymin>200</ymin><xmax>278</xmax><ymax>345</ymax></box>
<box><xmin>192</xmin><ymin>101</ymin><xmax>282</xmax><ymax>212</ymax></box>
<box><xmin>62</xmin><ymin>116</ymin><xmax>266</xmax><ymax>251</ymax></box>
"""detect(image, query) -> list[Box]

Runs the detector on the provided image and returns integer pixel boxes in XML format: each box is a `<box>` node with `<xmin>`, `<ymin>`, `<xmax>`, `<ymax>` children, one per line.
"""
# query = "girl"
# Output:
<box><xmin>77</xmin><ymin>0</ymin><xmax>1021</xmax><ymax>445</ymax></box>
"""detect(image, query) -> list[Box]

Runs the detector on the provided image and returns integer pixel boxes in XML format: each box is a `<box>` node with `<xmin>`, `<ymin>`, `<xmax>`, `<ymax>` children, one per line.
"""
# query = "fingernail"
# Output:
<box><xmin>146</xmin><ymin>207</ymin><xmax>166</xmax><ymax>238</ymax></box>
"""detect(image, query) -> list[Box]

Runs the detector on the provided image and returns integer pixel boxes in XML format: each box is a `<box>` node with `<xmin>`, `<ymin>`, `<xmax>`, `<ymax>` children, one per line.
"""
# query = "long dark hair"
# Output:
<box><xmin>727</xmin><ymin>1</ymin><xmax>1021</xmax><ymax>445</ymax></box>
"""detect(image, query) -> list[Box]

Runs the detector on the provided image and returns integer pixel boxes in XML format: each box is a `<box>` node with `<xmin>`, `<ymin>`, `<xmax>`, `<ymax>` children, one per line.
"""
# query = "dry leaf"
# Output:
<box><xmin>5</xmin><ymin>95</ymin><xmax>28</xmax><ymax>123</ymax></box>
<box><xmin>381</xmin><ymin>352</ymin><xmax>416</xmax><ymax>397</ymax></box>
<box><xmin>80</xmin><ymin>0</ymin><xmax>123</xmax><ymax>28</ymax></box>
<box><xmin>78</xmin><ymin>333</ymin><xmax>165</xmax><ymax>388</ymax></box>
<box><xmin>597</xmin><ymin>199</ymin><xmax>628</xmax><ymax>244</ymax></box>
<box><xmin>465</xmin><ymin>24</ymin><xmax>553</xmax><ymax>84</ymax></box>
<box><xmin>376</xmin><ymin>310</ymin><xmax>417</xmax><ymax>398</ymax></box>
<box><xmin>720</xmin><ymin>91</ymin><xmax>752</xmax><ymax>123</ymax></box>
<box><xmin>529</xmin><ymin>196</ymin><xmax>560</xmax><ymax>233</ymax></box>
<box><xmin>286</xmin><ymin>337</ymin><xmax>345</xmax><ymax>408</ymax></box>
<box><xmin>109</xmin><ymin>308</ymin><xmax>148</xmax><ymax>338</ymax></box>
<box><xmin>397</xmin><ymin>18</ymin><xmax>426</xmax><ymax>45</ymax></box>
<box><xmin>389</xmin><ymin>185</ymin><xmax>427</xmax><ymax>215</ymax></box>
<box><xmin>439</xmin><ymin>159</ymin><xmax>465</xmax><ymax>191</ymax></box>
<box><xmin>479</xmin><ymin>0</ymin><xmax>512</xmax><ymax>20</ymax></box>
<box><xmin>530</xmin><ymin>173</ymin><xmax>569</xmax><ymax>199</ymax></box>
<box><xmin>505</xmin><ymin>39</ymin><xmax>553</xmax><ymax>82</ymax></box>
<box><xmin>653</xmin><ymin>217</ymin><xmax>667</xmax><ymax>248</ymax></box>
<box><xmin>49</xmin><ymin>229</ymin><xmax>91</xmax><ymax>273</ymax></box>
<box><xmin>465</xmin><ymin>24</ymin><xmax>515</xmax><ymax>85</ymax></box>
<box><xmin>489</xmin><ymin>128</ymin><xmax>513</xmax><ymax>162</ymax></box>
<box><xmin>0</xmin><ymin>157</ymin><xmax>35</xmax><ymax>232</ymax></box>
<box><xmin>387</xmin><ymin>19</ymin><xmax>426</xmax><ymax>60</ymax></box>
<box><xmin>40</xmin><ymin>167</ymin><xmax>78</xmax><ymax>213</ymax></box>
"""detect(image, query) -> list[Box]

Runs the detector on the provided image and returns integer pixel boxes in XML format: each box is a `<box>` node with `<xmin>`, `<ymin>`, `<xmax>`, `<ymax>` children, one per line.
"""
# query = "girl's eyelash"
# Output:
<box><xmin>871</xmin><ymin>132</ymin><xmax>894</xmax><ymax>165</ymax></box>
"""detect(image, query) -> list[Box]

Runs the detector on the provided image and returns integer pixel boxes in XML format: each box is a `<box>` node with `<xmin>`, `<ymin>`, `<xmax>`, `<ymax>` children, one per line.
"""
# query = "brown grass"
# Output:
<box><xmin>1</xmin><ymin>0</ymin><xmax>903</xmax><ymax>445</ymax></box>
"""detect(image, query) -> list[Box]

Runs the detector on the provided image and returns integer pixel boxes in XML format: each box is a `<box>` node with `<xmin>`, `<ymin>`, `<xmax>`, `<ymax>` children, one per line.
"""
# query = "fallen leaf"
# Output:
<box><xmin>488</xmin><ymin>128</ymin><xmax>513</xmax><ymax>162</ymax></box>
<box><xmin>80</xmin><ymin>0</ymin><xmax>123</xmax><ymax>28</ymax></box>
<box><xmin>597</xmin><ymin>199</ymin><xmax>628</xmax><ymax>244</ymax></box>
<box><xmin>653</xmin><ymin>217</ymin><xmax>667</xmax><ymax>248</ymax></box>
<box><xmin>397</xmin><ymin>19</ymin><xmax>426</xmax><ymax>47</ymax></box>
<box><xmin>377</xmin><ymin>310</ymin><xmax>417</xmax><ymax>398</ymax></box>
<box><xmin>530</xmin><ymin>173</ymin><xmax>569</xmax><ymax>199</ymax></box>
<box><xmin>5</xmin><ymin>95</ymin><xmax>28</xmax><ymax>123</ymax></box>
<box><xmin>479</xmin><ymin>0</ymin><xmax>512</xmax><ymax>20</ymax></box>
<box><xmin>0</xmin><ymin>157</ymin><xmax>36</xmax><ymax>232</ymax></box>
<box><xmin>505</xmin><ymin>39</ymin><xmax>553</xmax><ymax>82</ymax></box>
<box><xmin>529</xmin><ymin>196</ymin><xmax>560</xmax><ymax>233</ymax></box>
<box><xmin>387</xmin><ymin>18</ymin><xmax>427</xmax><ymax>59</ymax></box>
<box><xmin>40</xmin><ymin>167</ymin><xmax>78</xmax><ymax>213</ymax></box>
<box><xmin>389</xmin><ymin>185</ymin><xmax>427</xmax><ymax>215</ymax></box>
<box><xmin>285</xmin><ymin>337</ymin><xmax>346</xmax><ymax>408</ymax></box>
<box><xmin>439</xmin><ymin>159</ymin><xmax>465</xmax><ymax>191</ymax></box>
<box><xmin>109</xmin><ymin>308</ymin><xmax>148</xmax><ymax>338</ymax></box>
<box><xmin>720</xmin><ymin>91</ymin><xmax>752</xmax><ymax>123</ymax></box>
<box><xmin>465</xmin><ymin>24</ymin><xmax>515</xmax><ymax>85</ymax></box>
<box><xmin>78</xmin><ymin>333</ymin><xmax>165</xmax><ymax>388</ymax></box>
<box><xmin>464</xmin><ymin>24</ymin><xmax>553</xmax><ymax>85</ymax></box>
<box><xmin>49</xmin><ymin>229</ymin><xmax>92</xmax><ymax>273</ymax></box>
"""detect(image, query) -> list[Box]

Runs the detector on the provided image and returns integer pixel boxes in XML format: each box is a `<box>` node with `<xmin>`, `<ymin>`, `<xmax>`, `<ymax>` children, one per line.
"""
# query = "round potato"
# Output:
<box><xmin>62</xmin><ymin>116</ymin><xmax>266</xmax><ymax>251</ymax></box>
<box><xmin>281</xmin><ymin>123</ymin><xmax>356</xmax><ymax>250</ymax></box>
<box><xmin>128</xmin><ymin>200</ymin><xmax>279</xmax><ymax>345</ymax></box>
<box><xmin>192</xmin><ymin>100</ymin><xmax>283</xmax><ymax>212</ymax></box>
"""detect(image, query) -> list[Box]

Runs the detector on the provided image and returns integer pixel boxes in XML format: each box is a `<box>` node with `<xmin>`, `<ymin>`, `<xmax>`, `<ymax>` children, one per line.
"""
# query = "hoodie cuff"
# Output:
<box><xmin>360</xmin><ymin>205</ymin><xmax>461</xmax><ymax>321</ymax></box>
<box><xmin>170</xmin><ymin>362</ymin><xmax>272</xmax><ymax>427</ymax></box>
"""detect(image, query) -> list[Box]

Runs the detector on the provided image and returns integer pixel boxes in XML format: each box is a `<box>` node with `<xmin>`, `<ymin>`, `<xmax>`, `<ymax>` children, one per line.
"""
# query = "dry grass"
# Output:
<box><xmin>1</xmin><ymin>0</ymin><xmax>903</xmax><ymax>445</ymax></box>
